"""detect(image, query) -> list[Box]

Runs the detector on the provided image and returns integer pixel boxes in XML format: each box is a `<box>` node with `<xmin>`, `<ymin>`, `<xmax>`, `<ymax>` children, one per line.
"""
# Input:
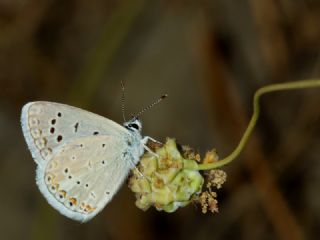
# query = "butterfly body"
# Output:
<box><xmin>21</xmin><ymin>101</ymin><xmax>145</xmax><ymax>222</ymax></box>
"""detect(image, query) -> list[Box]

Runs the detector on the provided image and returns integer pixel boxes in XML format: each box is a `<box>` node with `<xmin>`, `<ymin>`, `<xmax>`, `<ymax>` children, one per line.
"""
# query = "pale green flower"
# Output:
<box><xmin>129</xmin><ymin>138</ymin><xmax>225</xmax><ymax>213</ymax></box>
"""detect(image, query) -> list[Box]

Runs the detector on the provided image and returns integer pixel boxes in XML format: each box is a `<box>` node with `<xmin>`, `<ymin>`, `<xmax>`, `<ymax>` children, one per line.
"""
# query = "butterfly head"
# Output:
<box><xmin>124</xmin><ymin>118</ymin><xmax>142</xmax><ymax>133</ymax></box>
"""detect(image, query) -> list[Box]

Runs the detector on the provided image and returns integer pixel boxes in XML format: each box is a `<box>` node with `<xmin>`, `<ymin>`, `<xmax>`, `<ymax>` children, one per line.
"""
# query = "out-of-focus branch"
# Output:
<box><xmin>68</xmin><ymin>0</ymin><xmax>147</xmax><ymax>107</ymax></box>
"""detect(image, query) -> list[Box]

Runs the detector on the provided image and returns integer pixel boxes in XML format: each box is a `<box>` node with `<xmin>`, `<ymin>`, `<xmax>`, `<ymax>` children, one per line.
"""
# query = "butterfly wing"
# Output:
<box><xmin>21</xmin><ymin>101</ymin><xmax>127</xmax><ymax>167</ymax></box>
<box><xmin>38</xmin><ymin>135</ymin><xmax>131</xmax><ymax>222</ymax></box>
<box><xmin>21</xmin><ymin>102</ymin><xmax>134</xmax><ymax>221</ymax></box>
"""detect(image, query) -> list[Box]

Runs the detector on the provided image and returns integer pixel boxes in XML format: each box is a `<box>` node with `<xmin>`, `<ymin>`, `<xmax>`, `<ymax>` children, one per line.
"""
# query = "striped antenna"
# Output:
<box><xmin>132</xmin><ymin>94</ymin><xmax>168</xmax><ymax>119</ymax></box>
<box><xmin>120</xmin><ymin>81</ymin><xmax>126</xmax><ymax>122</ymax></box>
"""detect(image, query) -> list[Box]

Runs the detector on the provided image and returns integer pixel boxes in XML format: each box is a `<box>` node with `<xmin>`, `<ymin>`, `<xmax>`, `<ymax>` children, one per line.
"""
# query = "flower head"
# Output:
<box><xmin>128</xmin><ymin>138</ymin><xmax>226</xmax><ymax>213</ymax></box>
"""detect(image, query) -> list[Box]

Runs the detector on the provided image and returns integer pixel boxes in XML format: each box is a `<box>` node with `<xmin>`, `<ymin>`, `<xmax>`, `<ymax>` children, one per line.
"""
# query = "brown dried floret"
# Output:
<box><xmin>203</xmin><ymin>149</ymin><xmax>219</xmax><ymax>164</ymax></box>
<box><xmin>205</xmin><ymin>169</ymin><xmax>227</xmax><ymax>189</ymax></box>
<box><xmin>198</xmin><ymin>191</ymin><xmax>219</xmax><ymax>214</ymax></box>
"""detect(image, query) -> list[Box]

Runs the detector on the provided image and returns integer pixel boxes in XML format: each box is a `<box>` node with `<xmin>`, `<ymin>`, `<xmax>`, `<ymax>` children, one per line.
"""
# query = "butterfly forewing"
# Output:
<box><xmin>21</xmin><ymin>101</ymin><xmax>127</xmax><ymax>166</ymax></box>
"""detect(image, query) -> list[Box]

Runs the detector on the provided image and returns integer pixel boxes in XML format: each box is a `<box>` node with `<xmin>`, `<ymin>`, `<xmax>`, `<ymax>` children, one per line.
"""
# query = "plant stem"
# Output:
<box><xmin>192</xmin><ymin>79</ymin><xmax>320</xmax><ymax>171</ymax></box>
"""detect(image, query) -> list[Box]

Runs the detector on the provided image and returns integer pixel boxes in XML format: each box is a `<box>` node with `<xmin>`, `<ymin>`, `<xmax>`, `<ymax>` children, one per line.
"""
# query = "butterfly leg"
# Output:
<box><xmin>127</xmin><ymin>157</ymin><xmax>145</xmax><ymax>178</ymax></box>
<box><xmin>143</xmin><ymin>145</ymin><xmax>159</xmax><ymax>158</ymax></box>
<box><xmin>141</xmin><ymin>136</ymin><xmax>161</xmax><ymax>158</ymax></box>
<box><xmin>133</xmin><ymin>166</ymin><xmax>153</xmax><ymax>183</ymax></box>
<box><xmin>134</xmin><ymin>166</ymin><xmax>144</xmax><ymax>177</ymax></box>
<box><xmin>142</xmin><ymin>136</ymin><xmax>162</xmax><ymax>145</ymax></box>
<box><xmin>128</xmin><ymin>160</ymin><xmax>150</xmax><ymax>181</ymax></box>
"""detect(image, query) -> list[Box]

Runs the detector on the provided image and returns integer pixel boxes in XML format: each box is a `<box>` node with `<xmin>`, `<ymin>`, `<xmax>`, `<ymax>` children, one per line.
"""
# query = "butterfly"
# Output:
<box><xmin>21</xmin><ymin>95</ymin><xmax>166</xmax><ymax>222</ymax></box>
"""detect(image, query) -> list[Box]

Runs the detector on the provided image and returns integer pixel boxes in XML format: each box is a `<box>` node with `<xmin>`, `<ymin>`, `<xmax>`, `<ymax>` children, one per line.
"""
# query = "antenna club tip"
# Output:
<box><xmin>161</xmin><ymin>94</ymin><xmax>168</xmax><ymax>99</ymax></box>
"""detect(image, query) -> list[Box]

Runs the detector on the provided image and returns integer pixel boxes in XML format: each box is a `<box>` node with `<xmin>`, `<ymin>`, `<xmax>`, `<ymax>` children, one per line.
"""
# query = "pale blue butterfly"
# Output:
<box><xmin>21</xmin><ymin>86</ymin><xmax>166</xmax><ymax>222</ymax></box>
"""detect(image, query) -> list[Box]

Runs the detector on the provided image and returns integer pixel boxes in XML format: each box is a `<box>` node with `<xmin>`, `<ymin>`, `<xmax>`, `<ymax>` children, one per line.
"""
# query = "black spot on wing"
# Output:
<box><xmin>74</xmin><ymin>122</ymin><xmax>79</xmax><ymax>133</ymax></box>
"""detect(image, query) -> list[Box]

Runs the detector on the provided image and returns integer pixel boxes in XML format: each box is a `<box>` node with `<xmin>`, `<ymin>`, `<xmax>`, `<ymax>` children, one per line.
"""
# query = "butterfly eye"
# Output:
<box><xmin>130</xmin><ymin>123</ymin><xmax>139</xmax><ymax>130</ymax></box>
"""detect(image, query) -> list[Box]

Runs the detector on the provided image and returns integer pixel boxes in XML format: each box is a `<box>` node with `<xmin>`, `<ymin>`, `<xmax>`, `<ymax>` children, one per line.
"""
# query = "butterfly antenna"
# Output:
<box><xmin>121</xmin><ymin>80</ymin><xmax>126</xmax><ymax>122</ymax></box>
<box><xmin>133</xmin><ymin>94</ymin><xmax>168</xmax><ymax>119</ymax></box>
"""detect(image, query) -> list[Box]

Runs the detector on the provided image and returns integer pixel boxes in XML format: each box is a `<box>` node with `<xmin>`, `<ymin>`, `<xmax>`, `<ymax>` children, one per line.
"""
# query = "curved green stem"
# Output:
<box><xmin>194</xmin><ymin>79</ymin><xmax>320</xmax><ymax>171</ymax></box>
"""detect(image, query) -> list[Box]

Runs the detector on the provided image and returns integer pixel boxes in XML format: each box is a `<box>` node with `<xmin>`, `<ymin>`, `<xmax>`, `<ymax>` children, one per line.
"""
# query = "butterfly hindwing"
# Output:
<box><xmin>37</xmin><ymin>135</ymin><xmax>130</xmax><ymax>222</ymax></box>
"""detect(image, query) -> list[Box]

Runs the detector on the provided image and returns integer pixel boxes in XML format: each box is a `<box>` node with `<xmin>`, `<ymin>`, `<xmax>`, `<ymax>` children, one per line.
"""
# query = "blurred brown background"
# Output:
<box><xmin>1</xmin><ymin>0</ymin><xmax>320</xmax><ymax>239</ymax></box>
